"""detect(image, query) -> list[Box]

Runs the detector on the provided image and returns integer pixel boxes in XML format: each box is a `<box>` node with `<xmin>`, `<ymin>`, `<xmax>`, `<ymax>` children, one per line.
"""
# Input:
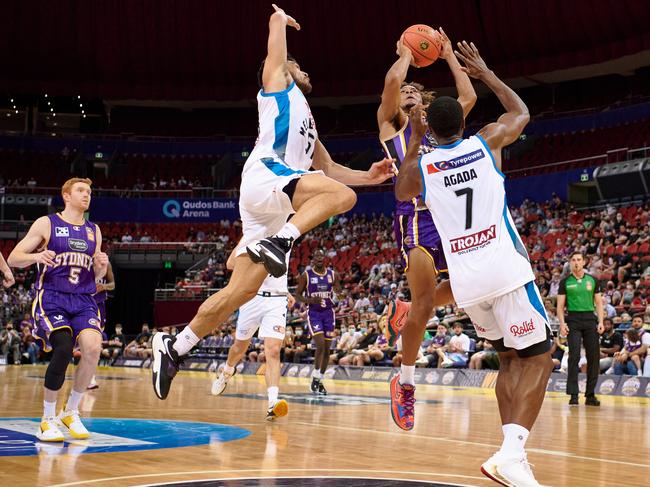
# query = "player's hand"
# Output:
<box><xmin>437</xmin><ymin>27</ymin><xmax>453</xmax><ymax>60</ymax></box>
<box><xmin>35</xmin><ymin>250</ymin><xmax>56</xmax><ymax>267</ymax></box>
<box><xmin>1</xmin><ymin>268</ymin><xmax>15</xmax><ymax>288</ymax></box>
<box><xmin>271</xmin><ymin>4</ymin><xmax>300</xmax><ymax>31</ymax></box>
<box><xmin>409</xmin><ymin>104</ymin><xmax>428</xmax><ymax>139</ymax></box>
<box><xmin>454</xmin><ymin>41</ymin><xmax>490</xmax><ymax>79</ymax></box>
<box><xmin>96</xmin><ymin>283</ymin><xmax>106</xmax><ymax>293</ymax></box>
<box><xmin>559</xmin><ymin>323</ymin><xmax>568</xmax><ymax>337</ymax></box>
<box><xmin>287</xmin><ymin>294</ymin><xmax>296</xmax><ymax>309</ymax></box>
<box><xmin>597</xmin><ymin>322</ymin><xmax>604</xmax><ymax>334</ymax></box>
<box><xmin>396</xmin><ymin>37</ymin><xmax>416</xmax><ymax>67</ymax></box>
<box><xmin>94</xmin><ymin>252</ymin><xmax>109</xmax><ymax>268</ymax></box>
<box><xmin>366</xmin><ymin>157</ymin><xmax>395</xmax><ymax>184</ymax></box>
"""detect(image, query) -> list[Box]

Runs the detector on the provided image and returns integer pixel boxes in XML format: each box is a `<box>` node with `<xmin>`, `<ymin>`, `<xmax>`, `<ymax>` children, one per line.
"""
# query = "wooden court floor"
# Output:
<box><xmin>1</xmin><ymin>365</ymin><xmax>648</xmax><ymax>487</ymax></box>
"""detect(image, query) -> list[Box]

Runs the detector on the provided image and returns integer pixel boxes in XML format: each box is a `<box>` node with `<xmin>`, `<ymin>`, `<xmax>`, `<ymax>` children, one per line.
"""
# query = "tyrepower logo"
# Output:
<box><xmin>509</xmin><ymin>319</ymin><xmax>535</xmax><ymax>337</ymax></box>
<box><xmin>450</xmin><ymin>225</ymin><xmax>496</xmax><ymax>253</ymax></box>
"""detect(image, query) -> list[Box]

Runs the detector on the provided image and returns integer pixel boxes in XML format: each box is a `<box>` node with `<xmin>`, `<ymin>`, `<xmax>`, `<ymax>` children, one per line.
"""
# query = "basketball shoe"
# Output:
<box><xmin>211</xmin><ymin>367</ymin><xmax>236</xmax><ymax>396</ymax></box>
<box><xmin>36</xmin><ymin>417</ymin><xmax>65</xmax><ymax>442</ymax></box>
<box><xmin>481</xmin><ymin>451</ymin><xmax>544</xmax><ymax>487</ymax></box>
<box><xmin>152</xmin><ymin>332</ymin><xmax>182</xmax><ymax>400</ymax></box>
<box><xmin>59</xmin><ymin>410</ymin><xmax>90</xmax><ymax>439</ymax></box>
<box><xmin>246</xmin><ymin>236</ymin><xmax>293</xmax><ymax>278</ymax></box>
<box><xmin>389</xmin><ymin>374</ymin><xmax>415</xmax><ymax>431</ymax></box>
<box><xmin>266</xmin><ymin>399</ymin><xmax>289</xmax><ymax>421</ymax></box>
<box><xmin>385</xmin><ymin>298</ymin><xmax>411</xmax><ymax>347</ymax></box>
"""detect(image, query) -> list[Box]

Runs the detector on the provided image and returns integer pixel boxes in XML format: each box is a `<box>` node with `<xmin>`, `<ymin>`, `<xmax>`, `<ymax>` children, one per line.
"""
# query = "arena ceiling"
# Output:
<box><xmin>1</xmin><ymin>0</ymin><xmax>649</xmax><ymax>102</ymax></box>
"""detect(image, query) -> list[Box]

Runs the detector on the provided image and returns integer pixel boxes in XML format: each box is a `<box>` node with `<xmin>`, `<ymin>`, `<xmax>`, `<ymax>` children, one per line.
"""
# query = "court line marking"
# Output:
<box><xmin>296</xmin><ymin>421</ymin><xmax>650</xmax><ymax>469</ymax></box>
<box><xmin>135</xmin><ymin>475</ymin><xmax>484</xmax><ymax>487</ymax></box>
<box><xmin>48</xmin><ymin>468</ymin><xmax>490</xmax><ymax>487</ymax></box>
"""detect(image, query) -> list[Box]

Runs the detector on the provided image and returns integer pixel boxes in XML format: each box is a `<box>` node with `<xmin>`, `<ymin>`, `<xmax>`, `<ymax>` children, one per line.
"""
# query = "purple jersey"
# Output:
<box><xmin>380</xmin><ymin>116</ymin><xmax>437</xmax><ymax>216</ymax></box>
<box><xmin>432</xmin><ymin>334</ymin><xmax>447</xmax><ymax>347</ymax></box>
<box><xmin>93</xmin><ymin>276</ymin><xmax>108</xmax><ymax>304</ymax></box>
<box><xmin>306</xmin><ymin>268</ymin><xmax>335</xmax><ymax>314</ymax></box>
<box><xmin>36</xmin><ymin>214</ymin><xmax>97</xmax><ymax>295</ymax></box>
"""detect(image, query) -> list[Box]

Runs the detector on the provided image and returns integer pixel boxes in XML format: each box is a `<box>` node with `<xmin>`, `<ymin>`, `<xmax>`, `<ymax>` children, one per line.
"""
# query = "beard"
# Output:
<box><xmin>295</xmin><ymin>79</ymin><xmax>312</xmax><ymax>95</ymax></box>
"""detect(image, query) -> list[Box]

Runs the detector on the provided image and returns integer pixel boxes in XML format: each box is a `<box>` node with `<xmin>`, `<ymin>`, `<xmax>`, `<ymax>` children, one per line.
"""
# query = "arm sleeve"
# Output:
<box><xmin>558</xmin><ymin>278</ymin><xmax>567</xmax><ymax>295</ymax></box>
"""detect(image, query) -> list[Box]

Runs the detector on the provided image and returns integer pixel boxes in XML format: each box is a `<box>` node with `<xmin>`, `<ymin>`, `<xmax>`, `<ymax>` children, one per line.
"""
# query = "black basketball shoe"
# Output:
<box><xmin>310</xmin><ymin>377</ymin><xmax>320</xmax><ymax>394</ymax></box>
<box><xmin>246</xmin><ymin>236</ymin><xmax>293</xmax><ymax>278</ymax></box>
<box><xmin>317</xmin><ymin>381</ymin><xmax>328</xmax><ymax>396</ymax></box>
<box><xmin>152</xmin><ymin>333</ymin><xmax>182</xmax><ymax>400</ymax></box>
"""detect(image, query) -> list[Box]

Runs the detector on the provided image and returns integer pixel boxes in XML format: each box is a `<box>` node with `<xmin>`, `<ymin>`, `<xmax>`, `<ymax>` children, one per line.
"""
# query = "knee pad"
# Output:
<box><xmin>44</xmin><ymin>330</ymin><xmax>73</xmax><ymax>391</ymax></box>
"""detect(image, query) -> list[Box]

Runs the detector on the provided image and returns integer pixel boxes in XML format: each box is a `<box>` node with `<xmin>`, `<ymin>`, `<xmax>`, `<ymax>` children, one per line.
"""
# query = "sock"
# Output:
<box><xmin>267</xmin><ymin>386</ymin><xmax>279</xmax><ymax>407</ymax></box>
<box><xmin>66</xmin><ymin>389</ymin><xmax>84</xmax><ymax>411</ymax></box>
<box><xmin>89</xmin><ymin>375</ymin><xmax>97</xmax><ymax>386</ymax></box>
<box><xmin>400</xmin><ymin>364</ymin><xmax>415</xmax><ymax>385</ymax></box>
<box><xmin>499</xmin><ymin>423</ymin><xmax>529</xmax><ymax>457</ymax></box>
<box><xmin>275</xmin><ymin>222</ymin><xmax>300</xmax><ymax>241</ymax></box>
<box><xmin>312</xmin><ymin>370</ymin><xmax>322</xmax><ymax>380</ymax></box>
<box><xmin>223</xmin><ymin>363</ymin><xmax>235</xmax><ymax>375</ymax></box>
<box><xmin>43</xmin><ymin>400</ymin><xmax>56</xmax><ymax>418</ymax></box>
<box><xmin>173</xmin><ymin>327</ymin><xmax>200</xmax><ymax>356</ymax></box>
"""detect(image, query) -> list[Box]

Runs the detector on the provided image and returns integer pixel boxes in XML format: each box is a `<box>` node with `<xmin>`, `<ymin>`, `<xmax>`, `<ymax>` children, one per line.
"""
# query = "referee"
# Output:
<box><xmin>557</xmin><ymin>251</ymin><xmax>604</xmax><ymax>406</ymax></box>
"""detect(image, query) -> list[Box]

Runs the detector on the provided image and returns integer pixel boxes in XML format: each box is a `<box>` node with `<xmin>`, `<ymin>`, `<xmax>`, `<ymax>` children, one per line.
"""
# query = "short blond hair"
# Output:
<box><xmin>61</xmin><ymin>178</ymin><xmax>92</xmax><ymax>198</ymax></box>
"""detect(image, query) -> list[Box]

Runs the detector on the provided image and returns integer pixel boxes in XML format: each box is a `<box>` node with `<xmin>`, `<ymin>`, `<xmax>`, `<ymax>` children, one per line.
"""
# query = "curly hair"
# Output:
<box><xmin>401</xmin><ymin>81</ymin><xmax>436</xmax><ymax>106</ymax></box>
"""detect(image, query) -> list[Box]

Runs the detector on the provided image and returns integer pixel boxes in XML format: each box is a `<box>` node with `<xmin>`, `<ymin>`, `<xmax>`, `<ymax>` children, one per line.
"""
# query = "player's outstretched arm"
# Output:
<box><xmin>262</xmin><ymin>4</ymin><xmax>300</xmax><ymax>93</ymax></box>
<box><xmin>312</xmin><ymin>139</ymin><xmax>394</xmax><ymax>186</ymax></box>
<box><xmin>7</xmin><ymin>216</ymin><xmax>54</xmax><ymax>269</ymax></box>
<box><xmin>0</xmin><ymin>253</ymin><xmax>14</xmax><ymax>288</ymax></box>
<box><xmin>395</xmin><ymin>105</ymin><xmax>427</xmax><ymax>201</ymax></box>
<box><xmin>455</xmin><ymin>41</ymin><xmax>529</xmax><ymax>166</ymax></box>
<box><xmin>438</xmin><ymin>28</ymin><xmax>476</xmax><ymax>118</ymax></box>
<box><xmin>377</xmin><ymin>38</ymin><xmax>414</xmax><ymax>138</ymax></box>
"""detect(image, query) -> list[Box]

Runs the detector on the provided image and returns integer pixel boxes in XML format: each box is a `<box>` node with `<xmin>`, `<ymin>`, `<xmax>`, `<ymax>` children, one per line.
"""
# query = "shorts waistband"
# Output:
<box><xmin>257</xmin><ymin>291</ymin><xmax>287</xmax><ymax>298</ymax></box>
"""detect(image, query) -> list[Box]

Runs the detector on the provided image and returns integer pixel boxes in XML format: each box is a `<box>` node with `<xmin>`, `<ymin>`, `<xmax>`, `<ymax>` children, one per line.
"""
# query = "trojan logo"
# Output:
<box><xmin>450</xmin><ymin>225</ymin><xmax>496</xmax><ymax>253</ymax></box>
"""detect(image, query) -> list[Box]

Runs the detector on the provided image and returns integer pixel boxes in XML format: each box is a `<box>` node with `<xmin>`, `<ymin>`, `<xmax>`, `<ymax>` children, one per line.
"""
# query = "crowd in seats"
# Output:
<box><xmin>2</xmin><ymin>198</ymin><xmax>650</xmax><ymax>375</ymax></box>
<box><xmin>100</xmin><ymin>221</ymin><xmax>241</xmax><ymax>245</ymax></box>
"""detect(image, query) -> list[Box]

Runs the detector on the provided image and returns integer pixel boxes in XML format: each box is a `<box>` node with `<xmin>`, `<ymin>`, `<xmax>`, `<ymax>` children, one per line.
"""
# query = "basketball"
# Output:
<box><xmin>402</xmin><ymin>24</ymin><xmax>442</xmax><ymax>67</ymax></box>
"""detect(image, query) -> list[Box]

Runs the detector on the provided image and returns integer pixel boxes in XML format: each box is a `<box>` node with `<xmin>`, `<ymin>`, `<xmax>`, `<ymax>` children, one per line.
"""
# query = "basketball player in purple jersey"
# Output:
<box><xmin>378</xmin><ymin>30</ymin><xmax>476</xmax><ymax>430</ymax></box>
<box><xmin>294</xmin><ymin>248</ymin><xmax>341</xmax><ymax>395</ymax></box>
<box><xmin>88</xmin><ymin>260</ymin><xmax>115</xmax><ymax>390</ymax></box>
<box><xmin>8</xmin><ymin>178</ymin><xmax>108</xmax><ymax>441</ymax></box>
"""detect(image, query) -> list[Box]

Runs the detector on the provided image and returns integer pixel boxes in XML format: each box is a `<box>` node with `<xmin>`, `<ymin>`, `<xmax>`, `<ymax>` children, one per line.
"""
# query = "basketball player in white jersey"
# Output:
<box><xmin>211</xmin><ymin>241</ymin><xmax>291</xmax><ymax>421</ymax></box>
<box><xmin>396</xmin><ymin>42</ymin><xmax>554</xmax><ymax>487</ymax></box>
<box><xmin>0</xmin><ymin>252</ymin><xmax>15</xmax><ymax>288</ymax></box>
<box><xmin>151</xmin><ymin>4</ymin><xmax>393</xmax><ymax>401</ymax></box>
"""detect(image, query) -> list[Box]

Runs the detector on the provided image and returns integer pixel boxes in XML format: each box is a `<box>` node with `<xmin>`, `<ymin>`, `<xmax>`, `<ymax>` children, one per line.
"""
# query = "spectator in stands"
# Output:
<box><xmin>353</xmin><ymin>292</ymin><xmax>371</xmax><ymax>311</ymax></box>
<box><xmin>102</xmin><ymin>323</ymin><xmax>126</xmax><ymax>362</ymax></box>
<box><xmin>339</xmin><ymin>322</ymin><xmax>380</xmax><ymax>366</ymax></box>
<box><xmin>136</xmin><ymin>324</ymin><xmax>152</xmax><ymax>343</ymax></box>
<box><xmin>469</xmin><ymin>341</ymin><xmax>498</xmax><ymax>370</ymax></box>
<box><xmin>330</xmin><ymin>324</ymin><xmax>361</xmax><ymax>364</ymax></box>
<box><xmin>599</xmin><ymin>318</ymin><xmax>623</xmax><ymax>373</ymax></box>
<box><xmin>125</xmin><ymin>334</ymin><xmax>152</xmax><ymax>359</ymax></box>
<box><xmin>420</xmin><ymin>323</ymin><xmax>451</xmax><ymax>367</ymax></box>
<box><xmin>21</xmin><ymin>324</ymin><xmax>39</xmax><ymax>364</ymax></box>
<box><xmin>440</xmin><ymin>323</ymin><xmax>471</xmax><ymax>368</ymax></box>
<box><xmin>284</xmin><ymin>327</ymin><xmax>310</xmax><ymax>363</ymax></box>
<box><xmin>613</xmin><ymin>328</ymin><xmax>644</xmax><ymax>376</ymax></box>
<box><xmin>1</xmin><ymin>323</ymin><xmax>21</xmax><ymax>365</ymax></box>
<box><xmin>121</xmin><ymin>232</ymin><xmax>133</xmax><ymax>243</ymax></box>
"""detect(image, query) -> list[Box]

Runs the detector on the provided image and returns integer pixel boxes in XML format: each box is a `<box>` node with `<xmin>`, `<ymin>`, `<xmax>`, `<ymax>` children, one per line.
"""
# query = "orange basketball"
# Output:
<box><xmin>402</xmin><ymin>24</ymin><xmax>442</xmax><ymax>67</ymax></box>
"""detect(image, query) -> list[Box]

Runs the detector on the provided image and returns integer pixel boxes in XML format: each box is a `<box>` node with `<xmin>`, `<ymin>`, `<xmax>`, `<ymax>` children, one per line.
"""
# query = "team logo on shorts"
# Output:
<box><xmin>52</xmin><ymin>315</ymin><xmax>65</xmax><ymax>324</ymax></box>
<box><xmin>509</xmin><ymin>318</ymin><xmax>535</xmax><ymax>338</ymax></box>
<box><xmin>273</xmin><ymin>325</ymin><xmax>286</xmax><ymax>334</ymax></box>
<box><xmin>403</xmin><ymin>236</ymin><xmax>413</xmax><ymax>246</ymax></box>
<box><xmin>473</xmin><ymin>322</ymin><xmax>487</xmax><ymax>333</ymax></box>
<box><xmin>88</xmin><ymin>318</ymin><xmax>100</xmax><ymax>327</ymax></box>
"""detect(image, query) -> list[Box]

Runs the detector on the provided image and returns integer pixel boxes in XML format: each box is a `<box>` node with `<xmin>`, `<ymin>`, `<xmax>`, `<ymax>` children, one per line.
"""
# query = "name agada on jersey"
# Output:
<box><xmin>444</xmin><ymin>168</ymin><xmax>478</xmax><ymax>187</ymax></box>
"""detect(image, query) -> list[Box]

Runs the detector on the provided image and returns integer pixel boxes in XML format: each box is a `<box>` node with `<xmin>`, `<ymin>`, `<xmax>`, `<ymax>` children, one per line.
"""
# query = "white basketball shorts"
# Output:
<box><xmin>235</xmin><ymin>293</ymin><xmax>288</xmax><ymax>341</ymax></box>
<box><xmin>464</xmin><ymin>281</ymin><xmax>550</xmax><ymax>350</ymax></box>
<box><xmin>237</xmin><ymin>157</ymin><xmax>323</xmax><ymax>257</ymax></box>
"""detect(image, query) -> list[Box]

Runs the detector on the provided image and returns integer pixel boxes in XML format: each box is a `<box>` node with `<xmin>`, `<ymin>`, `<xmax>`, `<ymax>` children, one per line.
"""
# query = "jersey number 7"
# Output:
<box><xmin>454</xmin><ymin>187</ymin><xmax>473</xmax><ymax>230</ymax></box>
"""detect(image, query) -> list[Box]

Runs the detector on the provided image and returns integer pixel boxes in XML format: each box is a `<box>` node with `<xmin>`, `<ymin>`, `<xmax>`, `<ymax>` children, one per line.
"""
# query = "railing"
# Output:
<box><xmin>110</xmin><ymin>241</ymin><xmax>220</xmax><ymax>252</ymax></box>
<box><xmin>0</xmin><ymin>186</ymin><xmax>239</xmax><ymax>199</ymax></box>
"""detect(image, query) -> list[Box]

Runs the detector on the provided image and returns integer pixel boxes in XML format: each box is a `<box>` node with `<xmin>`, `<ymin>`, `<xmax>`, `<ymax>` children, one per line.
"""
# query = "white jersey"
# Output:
<box><xmin>418</xmin><ymin>135</ymin><xmax>535</xmax><ymax>307</ymax></box>
<box><xmin>246</xmin><ymin>81</ymin><xmax>318</xmax><ymax>172</ymax></box>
